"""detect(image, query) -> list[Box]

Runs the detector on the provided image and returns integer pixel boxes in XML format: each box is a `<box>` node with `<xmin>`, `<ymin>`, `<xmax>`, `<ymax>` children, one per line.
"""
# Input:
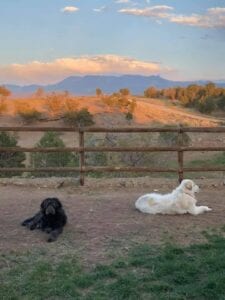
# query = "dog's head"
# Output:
<box><xmin>40</xmin><ymin>197</ymin><xmax>62</xmax><ymax>215</ymax></box>
<box><xmin>179</xmin><ymin>179</ymin><xmax>199</xmax><ymax>195</ymax></box>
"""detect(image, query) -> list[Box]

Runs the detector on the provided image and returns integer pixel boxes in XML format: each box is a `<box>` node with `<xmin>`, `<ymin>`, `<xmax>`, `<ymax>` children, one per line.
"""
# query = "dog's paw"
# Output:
<box><xmin>47</xmin><ymin>237</ymin><xmax>56</xmax><ymax>243</ymax></box>
<box><xmin>29</xmin><ymin>224</ymin><xmax>36</xmax><ymax>230</ymax></box>
<box><xmin>43</xmin><ymin>227</ymin><xmax>52</xmax><ymax>233</ymax></box>
<box><xmin>206</xmin><ymin>207</ymin><xmax>212</xmax><ymax>212</ymax></box>
<box><xmin>47</xmin><ymin>238</ymin><xmax>54</xmax><ymax>242</ymax></box>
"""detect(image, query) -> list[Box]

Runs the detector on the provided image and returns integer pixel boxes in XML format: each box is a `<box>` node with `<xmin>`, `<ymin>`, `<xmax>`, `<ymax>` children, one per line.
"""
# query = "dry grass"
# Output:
<box><xmin>2</xmin><ymin>95</ymin><xmax>220</xmax><ymax>127</ymax></box>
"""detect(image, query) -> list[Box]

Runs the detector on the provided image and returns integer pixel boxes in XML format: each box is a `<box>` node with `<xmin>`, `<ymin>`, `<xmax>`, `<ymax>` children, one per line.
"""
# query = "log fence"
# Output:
<box><xmin>0</xmin><ymin>126</ymin><xmax>225</xmax><ymax>185</ymax></box>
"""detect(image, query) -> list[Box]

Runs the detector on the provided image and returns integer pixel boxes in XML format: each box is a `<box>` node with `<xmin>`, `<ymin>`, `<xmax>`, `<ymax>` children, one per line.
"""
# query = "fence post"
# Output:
<box><xmin>79</xmin><ymin>127</ymin><xmax>85</xmax><ymax>186</ymax></box>
<box><xmin>177</xmin><ymin>124</ymin><xmax>184</xmax><ymax>183</ymax></box>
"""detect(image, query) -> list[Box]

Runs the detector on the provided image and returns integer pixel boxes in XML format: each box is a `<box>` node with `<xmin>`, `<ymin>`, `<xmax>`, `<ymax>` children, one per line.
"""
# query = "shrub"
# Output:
<box><xmin>0</xmin><ymin>132</ymin><xmax>26</xmax><ymax>177</ymax></box>
<box><xmin>85</xmin><ymin>135</ymin><xmax>107</xmax><ymax>167</ymax></box>
<box><xmin>0</xmin><ymin>86</ymin><xmax>11</xmax><ymax>99</ymax></box>
<box><xmin>217</xmin><ymin>95</ymin><xmax>225</xmax><ymax>111</ymax></box>
<box><xmin>45</xmin><ymin>92</ymin><xmax>65</xmax><ymax>117</ymax></box>
<box><xmin>195</xmin><ymin>97</ymin><xmax>216</xmax><ymax>114</ymax></box>
<box><xmin>0</xmin><ymin>100</ymin><xmax>7</xmax><ymax>115</ymax></box>
<box><xmin>125</xmin><ymin>112</ymin><xmax>133</xmax><ymax>121</ymax></box>
<box><xmin>144</xmin><ymin>86</ymin><xmax>158</xmax><ymax>98</ymax></box>
<box><xmin>18</xmin><ymin>110</ymin><xmax>42</xmax><ymax>124</ymax></box>
<box><xmin>158</xmin><ymin>126</ymin><xmax>191</xmax><ymax>147</ymax></box>
<box><xmin>96</xmin><ymin>88</ymin><xmax>103</xmax><ymax>97</ymax></box>
<box><xmin>30</xmin><ymin>132</ymin><xmax>78</xmax><ymax>177</ymax></box>
<box><xmin>119</xmin><ymin>88</ymin><xmax>130</xmax><ymax>96</ymax></box>
<box><xmin>63</xmin><ymin>108</ymin><xmax>94</xmax><ymax>127</ymax></box>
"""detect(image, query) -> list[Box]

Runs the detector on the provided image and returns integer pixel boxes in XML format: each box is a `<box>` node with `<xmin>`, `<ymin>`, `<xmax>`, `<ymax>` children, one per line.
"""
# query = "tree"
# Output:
<box><xmin>0</xmin><ymin>100</ymin><xmax>7</xmax><ymax>115</ymax></box>
<box><xmin>0</xmin><ymin>87</ymin><xmax>10</xmax><ymax>114</ymax></box>
<box><xmin>45</xmin><ymin>92</ymin><xmax>64</xmax><ymax>117</ymax></box>
<box><xmin>196</xmin><ymin>97</ymin><xmax>216</xmax><ymax>114</ymax></box>
<box><xmin>63</xmin><ymin>108</ymin><xmax>95</xmax><ymax>127</ymax></box>
<box><xmin>119</xmin><ymin>88</ymin><xmax>130</xmax><ymax>96</ymax></box>
<box><xmin>96</xmin><ymin>88</ymin><xmax>103</xmax><ymax>97</ymax></box>
<box><xmin>34</xmin><ymin>87</ymin><xmax>45</xmax><ymax>99</ymax></box>
<box><xmin>144</xmin><ymin>86</ymin><xmax>158</xmax><ymax>98</ymax></box>
<box><xmin>0</xmin><ymin>86</ymin><xmax>11</xmax><ymax>99</ymax></box>
<box><xmin>162</xmin><ymin>88</ymin><xmax>176</xmax><ymax>100</ymax></box>
<box><xmin>30</xmin><ymin>132</ymin><xmax>78</xmax><ymax>177</ymax></box>
<box><xmin>0</xmin><ymin>132</ymin><xmax>26</xmax><ymax>177</ymax></box>
<box><xmin>217</xmin><ymin>95</ymin><xmax>225</xmax><ymax>111</ymax></box>
<box><xmin>64</xmin><ymin>98</ymin><xmax>79</xmax><ymax>113</ymax></box>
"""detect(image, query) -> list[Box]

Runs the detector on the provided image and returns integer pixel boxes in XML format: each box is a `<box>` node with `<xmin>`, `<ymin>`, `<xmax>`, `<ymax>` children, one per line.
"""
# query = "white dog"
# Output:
<box><xmin>135</xmin><ymin>179</ymin><xmax>212</xmax><ymax>215</ymax></box>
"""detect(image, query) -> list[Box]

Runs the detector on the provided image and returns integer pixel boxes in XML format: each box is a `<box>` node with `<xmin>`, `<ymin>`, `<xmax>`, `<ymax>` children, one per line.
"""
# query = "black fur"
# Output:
<box><xmin>21</xmin><ymin>197</ymin><xmax>67</xmax><ymax>242</ymax></box>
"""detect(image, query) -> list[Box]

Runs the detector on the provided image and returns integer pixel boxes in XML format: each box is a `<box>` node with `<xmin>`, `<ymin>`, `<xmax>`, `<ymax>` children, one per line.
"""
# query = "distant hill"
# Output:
<box><xmin>5</xmin><ymin>75</ymin><xmax>225</xmax><ymax>96</ymax></box>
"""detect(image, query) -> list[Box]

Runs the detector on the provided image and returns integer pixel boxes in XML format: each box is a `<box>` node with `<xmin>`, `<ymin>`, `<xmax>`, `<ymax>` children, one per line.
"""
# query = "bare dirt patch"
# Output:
<box><xmin>1</xmin><ymin>177</ymin><xmax>225</xmax><ymax>265</ymax></box>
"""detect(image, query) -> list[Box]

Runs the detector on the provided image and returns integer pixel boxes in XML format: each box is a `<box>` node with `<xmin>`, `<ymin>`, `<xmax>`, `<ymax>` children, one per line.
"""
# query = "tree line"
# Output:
<box><xmin>1</xmin><ymin>82</ymin><xmax>225</xmax><ymax>117</ymax></box>
<box><xmin>144</xmin><ymin>82</ymin><xmax>225</xmax><ymax>114</ymax></box>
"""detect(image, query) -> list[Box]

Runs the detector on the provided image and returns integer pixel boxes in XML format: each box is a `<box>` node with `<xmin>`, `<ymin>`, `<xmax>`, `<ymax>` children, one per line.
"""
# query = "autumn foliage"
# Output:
<box><xmin>144</xmin><ymin>83</ymin><xmax>225</xmax><ymax>114</ymax></box>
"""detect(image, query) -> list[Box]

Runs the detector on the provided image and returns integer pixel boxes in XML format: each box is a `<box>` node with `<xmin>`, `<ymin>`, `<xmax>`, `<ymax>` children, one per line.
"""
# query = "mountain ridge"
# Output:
<box><xmin>4</xmin><ymin>75</ymin><xmax>225</xmax><ymax>96</ymax></box>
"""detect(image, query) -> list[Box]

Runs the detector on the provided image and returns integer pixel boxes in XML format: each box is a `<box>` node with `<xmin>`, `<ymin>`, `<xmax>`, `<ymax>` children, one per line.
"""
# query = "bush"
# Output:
<box><xmin>0</xmin><ymin>132</ymin><xmax>26</xmax><ymax>177</ymax></box>
<box><xmin>18</xmin><ymin>110</ymin><xmax>42</xmax><ymax>124</ymax></box>
<box><xmin>0</xmin><ymin>86</ymin><xmax>11</xmax><ymax>99</ymax></box>
<box><xmin>96</xmin><ymin>88</ymin><xmax>103</xmax><ymax>96</ymax></box>
<box><xmin>0</xmin><ymin>100</ymin><xmax>7</xmax><ymax>115</ymax></box>
<box><xmin>63</xmin><ymin>108</ymin><xmax>94</xmax><ymax>127</ymax></box>
<box><xmin>217</xmin><ymin>95</ymin><xmax>225</xmax><ymax>111</ymax></box>
<box><xmin>144</xmin><ymin>86</ymin><xmax>158</xmax><ymax>98</ymax></box>
<box><xmin>195</xmin><ymin>97</ymin><xmax>216</xmax><ymax>114</ymax></box>
<box><xmin>125</xmin><ymin>112</ymin><xmax>133</xmax><ymax>121</ymax></box>
<box><xmin>45</xmin><ymin>92</ymin><xmax>65</xmax><ymax>117</ymax></box>
<box><xmin>158</xmin><ymin>126</ymin><xmax>191</xmax><ymax>147</ymax></box>
<box><xmin>119</xmin><ymin>88</ymin><xmax>130</xmax><ymax>96</ymax></box>
<box><xmin>30</xmin><ymin>132</ymin><xmax>78</xmax><ymax>177</ymax></box>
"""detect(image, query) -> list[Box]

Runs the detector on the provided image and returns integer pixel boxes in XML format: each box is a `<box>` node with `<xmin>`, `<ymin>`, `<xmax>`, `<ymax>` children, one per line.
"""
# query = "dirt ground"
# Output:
<box><xmin>1</xmin><ymin>177</ymin><xmax>225</xmax><ymax>266</ymax></box>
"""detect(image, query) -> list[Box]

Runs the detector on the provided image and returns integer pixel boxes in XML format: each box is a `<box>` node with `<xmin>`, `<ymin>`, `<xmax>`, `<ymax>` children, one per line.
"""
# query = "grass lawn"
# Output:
<box><xmin>1</xmin><ymin>233</ymin><xmax>225</xmax><ymax>300</ymax></box>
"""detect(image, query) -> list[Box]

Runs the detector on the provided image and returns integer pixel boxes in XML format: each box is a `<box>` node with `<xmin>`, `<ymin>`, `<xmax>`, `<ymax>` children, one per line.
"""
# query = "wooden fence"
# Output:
<box><xmin>0</xmin><ymin>126</ymin><xmax>225</xmax><ymax>185</ymax></box>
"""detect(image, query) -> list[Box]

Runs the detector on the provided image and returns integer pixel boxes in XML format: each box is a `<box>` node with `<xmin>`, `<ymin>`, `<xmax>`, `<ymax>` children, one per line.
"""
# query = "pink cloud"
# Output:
<box><xmin>0</xmin><ymin>55</ymin><xmax>173</xmax><ymax>85</ymax></box>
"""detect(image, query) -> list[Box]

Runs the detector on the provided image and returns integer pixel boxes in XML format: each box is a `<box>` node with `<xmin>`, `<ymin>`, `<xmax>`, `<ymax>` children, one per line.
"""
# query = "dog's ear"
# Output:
<box><xmin>40</xmin><ymin>200</ymin><xmax>46</xmax><ymax>210</ymax></box>
<box><xmin>53</xmin><ymin>198</ymin><xmax>62</xmax><ymax>208</ymax></box>
<box><xmin>41</xmin><ymin>198</ymin><xmax>49</xmax><ymax>210</ymax></box>
<box><xmin>185</xmin><ymin>181</ymin><xmax>193</xmax><ymax>190</ymax></box>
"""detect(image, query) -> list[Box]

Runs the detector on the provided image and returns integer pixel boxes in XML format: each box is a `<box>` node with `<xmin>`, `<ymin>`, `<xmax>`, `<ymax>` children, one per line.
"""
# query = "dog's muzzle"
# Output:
<box><xmin>193</xmin><ymin>185</ymin><xmax>200</xmax><ymax>193</ymax></box>
<box><xmin>45</xmin><ymin>205</ymin><xmax>56</xmax><ymax>215</ymax></box>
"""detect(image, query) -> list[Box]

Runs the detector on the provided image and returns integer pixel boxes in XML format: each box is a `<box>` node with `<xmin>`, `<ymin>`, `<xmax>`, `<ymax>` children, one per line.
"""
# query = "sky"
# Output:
<box><xmin>0</xmin><ymin>0</ymin><xmax>225</xmax><ymax>85</ymax></box>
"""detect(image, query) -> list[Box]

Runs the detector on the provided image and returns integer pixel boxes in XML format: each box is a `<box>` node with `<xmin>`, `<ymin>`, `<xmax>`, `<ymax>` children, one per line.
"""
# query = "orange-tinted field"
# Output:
<box><xmin>0</xmin><ymin>95</ymin><xmax>221</xmax><ymax>127</ymax></box>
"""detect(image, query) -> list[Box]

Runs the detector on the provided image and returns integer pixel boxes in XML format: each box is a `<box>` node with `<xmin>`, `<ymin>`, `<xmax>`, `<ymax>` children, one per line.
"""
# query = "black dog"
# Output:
<box><xmin>21</xmin><ymin>197</ymin><xmax>67</xmax><ymax>242</ymax></box>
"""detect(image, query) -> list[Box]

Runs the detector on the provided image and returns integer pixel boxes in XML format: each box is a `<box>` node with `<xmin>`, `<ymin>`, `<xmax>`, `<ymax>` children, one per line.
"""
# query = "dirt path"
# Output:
<box><xmin>1</xmin><ymin>178</ymin><xmax>225</xmax><ymax>265</ymax></box>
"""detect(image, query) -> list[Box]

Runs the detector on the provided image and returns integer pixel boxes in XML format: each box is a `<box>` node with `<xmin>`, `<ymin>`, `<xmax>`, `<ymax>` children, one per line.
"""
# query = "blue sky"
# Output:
<box><xmin>0</xmin><ymin>0</ymin><xmax>225</xmax><ymax>84</ymax></box>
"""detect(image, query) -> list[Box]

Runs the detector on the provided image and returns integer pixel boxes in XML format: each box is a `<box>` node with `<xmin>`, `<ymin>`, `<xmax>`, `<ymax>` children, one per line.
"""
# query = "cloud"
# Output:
<box><xmin>169</xmin><ymin>9</ymin><xmax>225</xmax><ymax>28</ymax></box>
<box><xmin>93</xmin><ymin>6</ymin><xmax>106</xmax><ymax>13</ymax></box>
<box><xmin>115</xmin><ymin>0</ymin><xmax>138</xmax><ymax>6</ymax></box>
<box><xmin>61</xmin><ymin>6</ymin><xmax>79</xmax><ymax>13</ymax></box>
<box><xmin>0</xmin><ymin>55</ymin><xmax>173</xmax><ymax>85</ymax></box>
<box><xmin>119</xmin><ymin>6</ymin><xmax>174</xmax><ymax>19</ymax></box>
<box><xmin>119</xmin><ymin>6</ymin><xmax>225</xmax><ymax>28</ymax></box>
<box><xmin>115</xmin><ymin>0</ymin><xmax>130</xmax><ymax>3</ymax></box>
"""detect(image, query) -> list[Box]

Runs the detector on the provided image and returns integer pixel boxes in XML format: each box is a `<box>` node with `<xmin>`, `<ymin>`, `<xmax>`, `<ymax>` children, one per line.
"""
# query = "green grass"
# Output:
<box><xmin>1</xmin><ymin>234</ymin><xmax>225</xmax><ymax>299</ymax></box>
<box><xmin>187</xmin><ymin>153</ymin><xmax>225</xmax><ymax>168</ymax></box>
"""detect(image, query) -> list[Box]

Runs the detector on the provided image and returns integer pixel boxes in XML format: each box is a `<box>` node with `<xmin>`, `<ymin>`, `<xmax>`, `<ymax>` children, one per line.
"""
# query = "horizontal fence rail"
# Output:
<box><xmin>1</xmin><ymin>126</ymin><xmax>225</xmax><ymax>132</ymax></box>
<box><xmin>1</xmin><ymin>146</ymin><xmax>225</xmax><ymax>153</ymax></box>
<box><xmin>0</xmin><ymin>126</ymin><xmax>225</xmax><ymax>185</ymax></box>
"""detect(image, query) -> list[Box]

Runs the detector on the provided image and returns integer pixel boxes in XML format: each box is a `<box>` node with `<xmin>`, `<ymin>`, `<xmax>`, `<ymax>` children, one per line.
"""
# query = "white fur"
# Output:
<box><xmin>135</xmin><ymin>179</ymin><xmax>212</xmax><ymax>215</ymax></box>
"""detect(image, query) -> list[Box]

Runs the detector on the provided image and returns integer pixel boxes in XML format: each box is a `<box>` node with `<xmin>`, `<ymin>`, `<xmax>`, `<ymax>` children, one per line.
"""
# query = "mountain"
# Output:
<box><xmin>5</xmin><ymin>75</ymin><xmax>225</xmax><ymax>96</ymax></box>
